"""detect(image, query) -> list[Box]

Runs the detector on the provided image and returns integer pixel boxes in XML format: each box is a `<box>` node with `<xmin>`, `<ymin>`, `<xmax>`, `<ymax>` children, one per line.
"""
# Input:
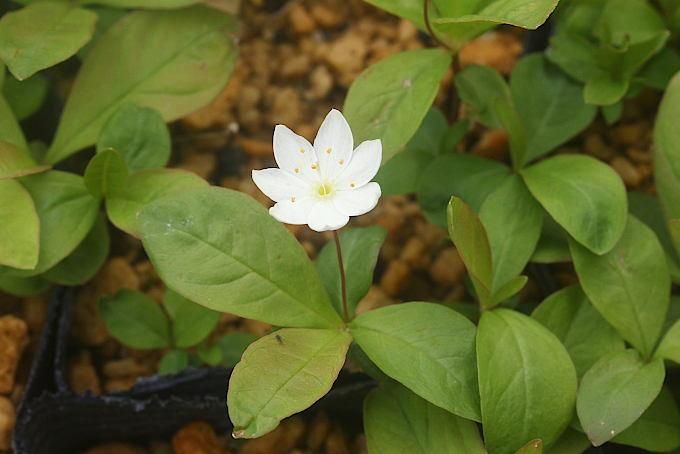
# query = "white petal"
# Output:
<box><xmin>336</xmin><ymin>139</ymin><xmax>382</xmax><ymax>190</ymax></box>
<box><xmin>252</xmin><ymin>168</ymin><xmax>308</xmax><ymax>202</ymax></box>
<box><xmin>333</xmin><ymin>182</ymin><xmax>381</xmax><ymax>216</ymax></box>
<box><xmin>313</xmin><ymin>109</ymin><xmax>353</xmax><ymax>181</ymax></box>
<box><xmin>273</xmin><ymin>125</ymin><xmax>320</xmax><ymax>183</ymax></box>
<box><xmin>270</xmin><ymin>197</ymin><xmax>315</xmax><ymax>225</ymax></box>
<box><xmin>307</xmin><ymin>200</ymin><xmax>349</xmax><ymax>232</ymax></box>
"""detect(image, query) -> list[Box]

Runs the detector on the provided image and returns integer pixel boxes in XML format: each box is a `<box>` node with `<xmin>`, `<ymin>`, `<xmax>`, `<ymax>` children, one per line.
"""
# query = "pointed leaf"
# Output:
<box><xmin>0</xmin><ymin>141</ymin><xmax>49</xmax><ymax>180</ymax></box>
<box><xmin>455</xmin><ymin>64</ymin><xmax>512</xmax><ymax>129</ymax></box>
<box><xmin>0</xmin><ymin>178</ymin><xmax>39</xmax><ymax>269</ymax></box>
<box><xmin>158</xmin><ymin>349</ymin><xmax>189</xmax><ymax>374</ymax></box>
<box><xmin>654</xmin><ymin>72</ymin><xmax>680</xmax><ymax>220</ymax></box>
<box><xmin>164</xmin><ymin>288</ymin><xmax>220</xmax><ymax>348</ymax></box>
<box><xmin>83</xmin><ymin>148</ymin><xmax>128</xmax><ymax>199</ymax></box>
<box><xmin>656</xmin><ymin>319</ymin><xmax>680</xmax><ymax>363</ymax></box>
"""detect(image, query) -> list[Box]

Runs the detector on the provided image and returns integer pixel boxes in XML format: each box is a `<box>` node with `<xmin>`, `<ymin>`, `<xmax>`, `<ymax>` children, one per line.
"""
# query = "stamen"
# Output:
<box><xmin>350</xmin><ymin>183</ymin><xmax>356</xmax><ymax>188</ymax></box>
<box><xmin>294</xmin><ymin>167</ymin><xmax>300</xmax><ymax>173</ymax></box>
<box><xmin>339</xmin><ymin>159</ymin><xmax>344</xmax><ymax>165</ymax></box>
<box><xmin>311</xmin><ymin>163</ymin><xmax>318</xmax><ymax>170</ymax></box>
<box><xmin>299</xmin><ymin>148</ymin><xmax>305</xmax><ymax>154</ymax></box>
<box><xmin>325</xmin><ymin>147</ymin><xmax>332</xmax><ymax>154</ymax></box>
<box><xmin>291</xmin><ymin>197</ymin><xmax>296</xmax><ymax>202</ymax></box>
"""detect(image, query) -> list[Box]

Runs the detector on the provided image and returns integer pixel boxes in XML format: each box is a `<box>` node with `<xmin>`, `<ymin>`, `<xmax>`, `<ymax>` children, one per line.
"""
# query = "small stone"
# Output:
<box><xmin>238</xmin><ymin>137</ymin><xmax>273</xmax><ymax>157</ymax></box>
<box><xmin>584</xmin><ymin>133</ymin><xmax>614</xmax><ymax>161</ymax></box>
<box><xmin>0</xmin><ymin>316</ymin><xmax>28</xmax><ymax>394</ymax></box>
<box><xmin>325</xmin><ymin>425</ymin><xmax>350</xmax><ymax>454</ymax></box>
<box><xmin>288</xmin><ymin>3</ymin><xmax>315</xmax><ymax>34</ymax></box>
<box><xmin>400</xmin><ymin>237</ymin><xmax>428</xmax><ymax>268</ymax></box>
<box><xmin>626</xmin><ymin>147</ymin><xmax>651</xmax><ymax>164</ymax></box>
<box><xmin>611</xmin><ymin>122</ymin><xmax>649</xmax><ymax>148</ymax></box>
<box><xmin>380</xmin><ymin>260</ymin><xmax>410</xmax><ymax>296</ymax></box>
<box><xmin>20</xmin><ymin>295</ymin><xmax>48</xmax><ymax>335</ymax></box>
<box><xmin>69</xmin><ymin>351</ymin><xmax>101</xmax><ymax>395</ymax></box>
<box><xmin>610</xmin><ymin>156</ymin><xmax>642</xmax><ymax>187</ymax></box>
<box><xmin>309</xmin><ymin>3</ymin><xmax>345</xmax><ymax>28</ymax></box>
<box><xmin>269</xmin><ymin>87</ymin><xmax>303</xmax><ymax>129</ymax></box>
<box><xmin>241</xmin><ymin>417</ymin><xmax>304</xmax><ymax>454</ymax></box>
<box><xmin>172</xmin><ymin>421</ymin><xmax>229</xmax><ymax>454</ymax></box>
<box><xmin>397</xmin><ymin>19</ymin><xmax>418</xmax><ymax>42</ymax></box>
<box><xmin>0</xmin><ymin>396</ymin><xmax>15</xmax><ymax>451</ymax></box>
<box><xmin>102</xmin><ymin>358</ymin><xmax>153</xmax><ymax>379</ymax></box>
<box><xmin>281</xmin><ymin>54</ymin><xmax>312</xmax><ymax>79</ymax></box>
<box><xmin>307</xmin><ymin>412</ymin><xmax>331</xmax><ymax>451</ymax></box>
<box><xmin>104</xmin><ymin>376</ymin><xmax>139</xmax><ymax>393</ymax></box>
<box><xmin>430</xmin><ymin>248</ymin><xmax>466</xmax><ymax>287</ymax></box>
<box><xmin>459</xmin><ymin>32</ymin><xmax>523</xmax><ymax>74</ymax></box>
<box><xmin>473</xmin><ymin>129</ymin><xmax>509</xmax><ymax>161</ymax></box>
<box><xmin>242</xmin><ymin>319</ymin><xmax>271</xmax><ymax>337</ymax></box>
<box><xmin>325</xmin><ymin>33</ymin><xmax>368</xmax><ymax>75</ymax></box>
<box><xmin>175</xmin><ymin>152</ymin><xmax>216</xmax><ymax>180</ymax></box>
<box><xmin>355</xmin><ymin>286</ymin><xmax>394</xmax><ymax>315</ymax></box>
<box><xmin>84</xmin><ymin>442</ymin><xmax>148</xmax><ymax>454</ymax></box>
<box><xmin>308</xmin><ymin>65</ymin><xmax>334</xmax><ymax>100</ymax></box>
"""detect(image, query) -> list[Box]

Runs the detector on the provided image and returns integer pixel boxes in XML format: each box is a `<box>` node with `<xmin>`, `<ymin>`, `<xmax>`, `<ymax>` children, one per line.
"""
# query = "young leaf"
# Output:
<box><xmin>106</xmin><ymin>168</ymin><xmax>207</xmax><ymax>237</ymax></box>
<box><xmin>510</xmin><ymin>54</ymin><xmax>597</xmax><ymax>164</ymax></box>
<box><xmin>0</xmin><ymin>141</ymin><xmax>49</xmax><ymax>180</ymax></box>
<box><xmin>654</xmin><ymin>72</ymin><xmax>680</xmax><ymax>220</ymax></box>
<box><xmin>612</xmin><ymin>387</ymin><xmax>680</xmax><ymax>452</ymax></box>
<box><xmin>521</xmin><ymin>154</ymin><xmax>627</xmax><ymax>255</ymax></box>
<box><xmin>0</xmin><ymin>178</ymin><xmax>39</xmax><ymax>270</ymax></box>
<box><xmin>343</xmin><ymin>49</ymin><xmax>451</xmax><ymax>162</ymax></box>
<box><xmin>315</xmin><ymin>226</ymin><xmax>386</xmax><ymax>318</ymax></box>
<box><xmin>532</xmin><ymin>285</ymin><xmax>625</xmax><ymax>377</ymax></box>
<box><xmin>16</xmin><ymin>171</ymin><xmax>99</xmax><ymax>275</ymax></box>
<box><xmin>350</xmin><ymin>302</ymin><xmax>480</xmax><ymax>421</ymax></box>
<box><xmin>46</xmin><ymin>7</ymin><xmax>237</xmax><ymax>163</ymax></box>
<box><xmin>0</xmin><ymin>2</ymin><xmax>97</xmax><ymax>80</ymax></box>
<box><xmin>83</xmin><ymin>148</ymin><xmax>129</xmax><ymax>199</ymax></box>
<box><xmin>217</xmin><ymin>332</ymin><xmax>258</xmax><ymax>368</ymax></box>
<box><xmin>577</xmin><ymin>349</ymin><xmax>665</xmax><ymax>446</ymax></box>
<box><xmin>655</xmin><ymin>319</ymin><xmax>680</xmax><ymax>363</ymax></box>
<box><xmin>3</xmin><ymin>73</ymin><xmax>48</xmax><ymax>121</ymax></box>
<box><xmin>491</xmin><ymin>275</ymin><xmax>528</xmax><ymax>306</ymax></box>
<box><xmin>164</xmin><ymin>288</ymin><xmax>220</xmax><ymax>348</ymax></box>
<box><xmin>455</xmin><ymin>64</ymin><xmax>512</xmax><ymax>128</ymax></box>
<box><xmin>570</xmin><ymin>216</ymin><xmax>670</xmax><ymax>358</ymax></box>
<box><xmin>480</xmin><ymin>175</ymin><xmax>543</xmax><ymax>294</ymax></box>
<box><xmin>43</xmin><ymin>215</ymin><xmax>109</xmax><ymax>286</ymax></box>
<box><xmin>158</xmin><ymin>350</ymin><xmax>189</xmax><ymax>375</ymax></box>
<box><xmin>418</xmin><ymin>153</ymin><xmax>510</xmax><ymax>227</ymax></box>
<box><xmin>364</xmin><ymin>382</ymin><xmax>484</xmax><ymax>454</ymax></box>
<box><xmin>139</xmin><ymin>187</ymin><xmax>342</xmax><ymax>329</ymax></box>
<box><xmin>96</xmin><ymin>103</ymin><xmax>171</xmax><ymax>171</ymax></box>
<box><xmin>98</xmin><ymin>289</ymin><xmax>171</xmax><ymax>349</ymax></box>
<box><xmin>477</xmin><ymin>309</ymin><xmax>577</xmax><ymax>454</ymax></box>
<box><xmin>227</xmin><ymin>328</ymin><xmax>351</xmax><ymax>438</ymax></box>
<box><xmin>447</xmin><ymin>197</ymin><xmax>493</xmax><ymax>308</ymax></box>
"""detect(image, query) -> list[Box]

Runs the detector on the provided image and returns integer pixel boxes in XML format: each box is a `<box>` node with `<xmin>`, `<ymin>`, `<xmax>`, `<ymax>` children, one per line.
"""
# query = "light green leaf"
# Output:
<box><xmin>83</xmin><ymin>148</ymin><xmax>128</xmax><ymax>199</ymax></box>
<box><xmin>654</xmin><ymin>72</ymin><xmax>680</xmax><ymax>221</ymax></box>
<box><xmin>139</xmin><ymin>187</ymin><xmax>342</xmax><ymax>328</ymax></box>
<box><xmin>217</xmin><ymin>332</ymin><xmax>257</xmax><ymax>368</ymax></box>
<box><xmin>3</xmin><ymin>72</ymin><xmax>48</xmax><ymax>120</ymax></box>
<box><xmin>532</xmin><ymin>285</ymin><xmax>625</xmax><ymax>377</ymax></box>
<box><xmin>655</xmin><ymin>319</ymin><xmax>680</xmax><ymax>363</ymax></box>
<box><xmin>228</xmin><ymin>328</ymin><xmax>351</xmax><ymax>438</ymax></box>
<box><xmin>491</xmin><ymin>275</ymin><xmax>528</xmax><ymax>306</ymax></box>
<box><xmin>164</xmin><ymin>288</ymin><xmax>220</xmax><ymax>348</ymax></box>
<box><xmin>350</xmin><ymin>302</ymin><xmax>480</xmax><ymax>421</ymax></box>
<box><xmin>0</xmin><ymin>178</ymin><xmax>39</xmax><ymax>269</ymax></box>
<box><xmin>613</xmin><ymin>387</ymin><xmax>680</xmax><ymax>452</ymax></box>
<box><xmin>97</xmin><ymin>103</ymin><xmax>171</xmax><ymax>171</ymax></box>
<box><xmin>480</xmin><ymin>175</ymin><xmax>543</xmax><ymax>294</ymax></box>
<box><xmin>418</xmin><ymin>153</ymin><xmax>510</xmax><ymax>227</ymax></box>
<box><xmin>196</xmin><ymin>343</ymin><xmax>222</xmax><ymax>366</ymax></box>
<box><xmin>364</xmin><ymin>381</ymin><xmax>484</xmax><ymax>454</ymax></box>
<box><xmin>106</xmin><ymin>168</ymin><xmax>207</xmax><ymax>237</ymax></box>
<box><xmin>43</xmin><ymin>214</ymin><xmax>109</xmax><ymax>285</ymax></box>
<box><xmin>0</xmin><ymin>93</ymin><xmax>27</xmax><ymax>150</ymax></box>
<box><xmin>515</xmin><ymin>439</ymin><xmax>542</xmax><ymax>454</ymax></box>
<box><xmin>98</xmin><ymin>289</ymin><xmax>171</xmax><ymax>349</ymax></box>
<box><xmin>571</xmin><ymin>216</ymin><xmax>670</xmax><ymax>357</ymax></box>
<box><xmin>477</xmin><ymin>309</ymin><xmax>577</xmax><ymax>454</ymax></box>
<box><xmin>521</xmin><ymin>154</ymin><xmax>627</xmax><ymax>255</ymax></box>
<box><xmin>0</xmin><ymin>141</ymin><xmax>49</xmax><ymax>180</ymax></box>
<box><xmin>548</xmin><ymin>429</ymin><xmax>591</xmax><ymax>454</ymax></box>
<box><xmin>315</xmin><ymin>226</ymin><xmax>386</xmax><ymax>318</ymax></box>
<box><xmin>447</xmin><ymin>197</ymin><xmax>493</xmax><ymax>308</ymax></box>
<box><xmin>531</xmin><ymin>213</ymin><xmax>571</xmax><ymax>264</ymax></box>
<box><xmin>432</xmin><ymin>0</ymin><xmax>559</xmax><ymax>31</ymax></box>
<box><xmin>343</xmin><ymin>49</ymin><xmax>451</xmax><ymax>162</ymax></box>
<box><xmin>158</xmin><ymin>349</ymin><xmax>189</xmax><ymax>375</ymax></box>
<box><xmin>81</xmin><ymin>0</ymin><xmax>199</xmax><ymax>7</ymax></box>
<box><xmin>455</xmin><ymin>64</ymin><xmax>512</xmax><ymax>129</ymax></box>
<box><xmin>46</xmin><ymin>6</ymin><xmax>237</xmax><ymax>163</ymax></box>
<box><xmin>577</xmin><ymin>349</ymin><xmax>665</xmax><ymax>446</ymax></box>
<box><xmin>0</xmin><ymin>2</ymin><xmax>97</xmax><ymax>80</ymax></box>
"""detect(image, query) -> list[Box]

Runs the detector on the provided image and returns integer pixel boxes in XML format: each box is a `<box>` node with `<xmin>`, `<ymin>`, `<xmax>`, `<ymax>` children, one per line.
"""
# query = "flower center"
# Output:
<box><xmin>316</xmin><ymin>182</ymin><xmax>334</xmax><ymax>197</ymax></box>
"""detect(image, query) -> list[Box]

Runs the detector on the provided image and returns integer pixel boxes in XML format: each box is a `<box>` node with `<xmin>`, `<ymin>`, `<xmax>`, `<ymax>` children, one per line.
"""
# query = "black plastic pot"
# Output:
<box><xmin>13</xmin><ymin>289</ymin><xmax>374</xmax><ymax>454</ymax></box>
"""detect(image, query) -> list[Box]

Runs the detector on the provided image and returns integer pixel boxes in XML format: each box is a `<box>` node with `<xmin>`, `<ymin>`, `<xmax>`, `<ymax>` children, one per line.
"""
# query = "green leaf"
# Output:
<box><xmin>655</xmin><ymin>319</ymin><xmax>680</xmax><ymax>363</ymax></box>
<box><xmin>576</xmin><ymin>349</ymin><xmax>665</xmax><ymax>446</ymax></box>
<box><xmin>343</xmin><ymin>49</ymin><xmax>451</xmax><ymax>162</ymax></box>
<box><xmin>139</xmin><ymin>187</ymin><xmax>342</xmax><ymax>328</ymax></box>
<box><xmin>228</xmin><ymin>328</ymin><xmax>351</xmax><ymax>438</ymax></box>
<box><xmin>510</xmin><ymin>55</ymin><xmax>597</xmax><ymax>164</ymax></box>
<box><xmin>612</xmin><ymin>387</ymin><xmax>680</xmax><ymax>452</ymax></box>
<box><xmin>0</xmin><ymin>2</ymin><xmax>97</xmax><ymax>80</ymax></box>
<box><xmin>455</xmin><ymin>64</ymin><xmax>512</xmax><ymax>129</ymax></box>
<box><xmin>0</xmin><ymin>271</ymin><xmax>49</xmax><ymax>297</ymax></box>
<box><xmin>515</xmin><ymin>439</ymin><xmax>542</xmax><ymax>454</ymax></box>
<box><xmin>164</xmin><ymin>288</ymin><xmax>220</xmax><ymax>348</ymax></box>
<box><xmin>0</xmin><ymin>94</ymin><xmax>27</xmax><ymax>150</ymax></box>
<box><xmin>491</xmin><ymin>275</ymin><xmax>528</xmax><ymax>306</ymax></box>
<box><xmin>0</xmin><ymin>178</ymin><xmax>39</xmax><ymax>269</ymax></box>
<box><xmin>43</xmin><ymin>214</ymin><xmax>109</xmax><ymax>285</ymax></box>
<box><xmin>364</xmin><ymin>381</ymin><xmax>484</xmax><ymax>454</ymax></box>
<box><xmin>45</xmin><ymin>6</ymin><xmax>237</xmax><ymax>163</ymax></box>
<box><xmin>521</xmin><ymin>154</ymin><xmax>627</xmax><ymax>255</ymax></box>
<box><xmin>0</xmin><ymin>141</ymin><xmax>49</xmax><ymax>180</ymax></box>
<box><xmin>350</xmin><ymin>302</ymin><xmax>480</xmax><ymax>421</ymax></box>
<box><xmin>315</xmin><ymin>226</ymin><xmax>386</xmax><ymax>318</ymax></box>
<box><xmin>654</xmin><ymin>72</ymin><xmax>680</xmax><ymax>220</ymax></box>
<box><xmin>548</xmin><ymin>429</ymin><xmax>591</xmax><ymax>454</ymax></box>
<box><xmin>432</xmin><ymin>0</ymin><xmax>559</xmax><ymax>33</ymax></box>
<box><xmin>418</xmin><ymin>153</ymin><xmax>510</xmax><ymax>227</ymax></box>
<box><xmin>531</xmin><ymin>213</ymin><xmax>571</xmax><ymax>264</ymax></box>
<box><xmin>532</xmin><ymin>285</ymin><xmax>625</xmax><ymax>377</ymax></box>
<box><xmin>158</xmin><ymin>349</ymin><xmax>189</xmax><ymax>375</ymax></box>
<box><xmin>16</xmin><ymin>171</ymin><xmax>99</xmax><ymax>275</ymax></box>
<box><xmin>106</xmin><ymin>168</ymin><xmax>207</xmax><ymax>237</ymax></box>
<box><xmin>98</xmin><ymin>289</ymin><xmax>171</xmax><ymax>349</ymax></box>
<box><xmin>447</xmin><ymin>197</ymin><xmax>493</xmax><ymax>308</ymax></box>
<box><xmin>196</xmin><ymin>343</ymin><xmax>222</xmax><ymax>366</ymax></box>
<box><xmin>83</xmin><ymin>148</ymin><xmax>128</xmax><ymax>199</ymax></box>
<box><xmin>480</xmin><ymin>175</ymin><xmax>543</xmax><ymax>294</ymax></box>
<box><xmin>97</xmin><ymin>103</ymin><xmax>171</xmax><ymax>171</ymax></box>
<box><xmin>601</xmin><ymin>102</ymin><xmax>622</xmax><ymax>125</ymax></box>
<box><xmin>217</xmin><ymin>332</ymin><xmax>257</xmax><ymax>368</ymax></box>
<box><xmin>81</xmin><ymin>0</ymin><xmax>199</xmax><ymax>8</ymax></box>
<box><xmin>571</xmin><ymin>216</ymin><xmax>670</xmax><ymax>357</ymax></box>
<box><xmin>2</xmin><ymin>72</ymin><xmax>48</xmax><ymax>120</ymax></box>
<box><xmin>637</xmin><ymin>47</ymin><xmax>680</xmax><ymax>90</ymax></box>
<box><xmin>477</xmin><ymin>309</ymin><xmax>577</xmax><ymax>454</ymax></box>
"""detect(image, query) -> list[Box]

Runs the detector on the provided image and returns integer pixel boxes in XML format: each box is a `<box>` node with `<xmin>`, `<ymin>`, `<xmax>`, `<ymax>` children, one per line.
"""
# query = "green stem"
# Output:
<box><xmin>333</xmin><ymin>230</ymin><xmax>350</xmax><ymax>322</ymax></box>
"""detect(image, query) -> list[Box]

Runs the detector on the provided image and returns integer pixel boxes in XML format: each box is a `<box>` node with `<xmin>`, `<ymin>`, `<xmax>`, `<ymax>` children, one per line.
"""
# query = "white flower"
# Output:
<box><xmin>252</xmin><ymin>109</ymin><xmax>382</xmax><ymax>232</ymax></box>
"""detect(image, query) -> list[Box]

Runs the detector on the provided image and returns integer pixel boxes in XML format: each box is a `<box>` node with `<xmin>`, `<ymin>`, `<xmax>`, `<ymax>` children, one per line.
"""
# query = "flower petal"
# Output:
<box><xmin>273</xmin><ymin>125</ymin><xmax>320</xmax><ymax>183</ymax></box>
<box><xmin>333</xmin><ymin>182</ymin><xmax>381</xmax><ymax>216</ymax></box>
<box><xmin>313</xmin><ymin>109</ymin><xmax>353</xmax><ymax>181</ymax></box>
<box><xmin>252</xmin><ymin>168</ymin><xmax>308</xmax><ymax>203</ymax></box>
<box><xmin>307</xmin><ymin>200</ymin><xmax>349</xmax><ymax>232</ymax></box>
<box><xmin>336</xmin><ymin>139</ymin><xmax>382</xmax><ymax>190</ymax></box>
<box><xmin>270</xmin><ymin>197</ymin><xmax>315</xmax><ymax>225</ymax></box>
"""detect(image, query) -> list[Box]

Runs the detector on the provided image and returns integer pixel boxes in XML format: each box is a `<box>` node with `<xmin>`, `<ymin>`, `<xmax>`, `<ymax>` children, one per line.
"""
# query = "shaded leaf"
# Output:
<box><xmin>164</xmin><ymin>288</ymin><xmax>220</xmax><ymax>348</ymax></box>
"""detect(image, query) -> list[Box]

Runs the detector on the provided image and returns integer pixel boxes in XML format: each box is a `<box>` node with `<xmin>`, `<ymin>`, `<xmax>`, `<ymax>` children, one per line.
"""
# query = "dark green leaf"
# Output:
<box><xmin>455</xmin><ymin>64</ymin><xmax>512</xmax><ymax>129</ymax></box>
<box><xmin>217</xmin><ymin>332</ymin><xmax>257</xmax><ymax>368</ymax></box>
<box><xmin>83</xmin><ymin>148</ymin><xmax>128</xmax><ymax>199</ymax></box>
<box><xmin>0</xmin><ymin>271</ymin><xmax>49</xmax><ymax>297</ymax></box>
<box><xmin>2</xmin><ymin>72</ymin><xmax>48</xmax><ymax>120</ymax></box>
<box><xmin>164</xmin><ymin>288</ymin><xmax>220</xmax><ymax>348</ymax></box>
<box><xmin>158</xmin><ymin>349</ymin><xmax>189</xmax><ymax>374</ymax></box>
<box><xmin>655</xmin><ymin>319</ymin><xmax>680</xmax><ymax>363</ymax></box>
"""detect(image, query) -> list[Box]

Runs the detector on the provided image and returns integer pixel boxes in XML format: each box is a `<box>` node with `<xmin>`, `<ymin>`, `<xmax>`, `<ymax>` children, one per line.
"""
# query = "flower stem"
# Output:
<box><xmin>333</xmin><ymin>230</ymin><xmax>350</xmax><ymax>322</ymax></box>
<box><xmin>423</xmin><ymin>0</ymin><xmax>454</xmax><ymax>53</ymax></box>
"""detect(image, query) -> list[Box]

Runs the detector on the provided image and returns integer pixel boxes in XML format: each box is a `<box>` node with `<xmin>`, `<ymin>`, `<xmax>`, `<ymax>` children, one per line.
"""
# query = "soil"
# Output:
<box><xmin>0</xmin><ymin>0</ymin><xmax>661</xmax><ymax>452</ymax></box>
